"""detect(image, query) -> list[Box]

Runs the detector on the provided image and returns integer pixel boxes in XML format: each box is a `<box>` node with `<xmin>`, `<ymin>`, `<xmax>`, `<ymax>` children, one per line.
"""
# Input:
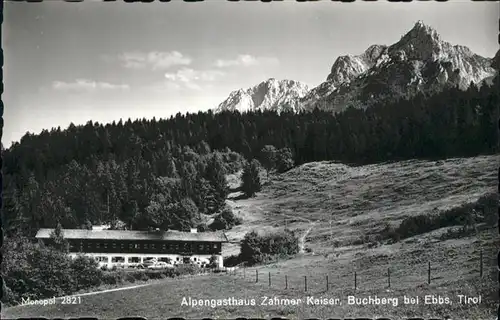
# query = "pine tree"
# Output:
<box><xmin>241</xmin><ymin>159</ymin><xmax>261</xmax><ymax>198</ymax></box>
<box><xmin>205</xmin><ymin>153</ymin><xmax>228</xmax><ymax>213</ymax></box>
<box><xmin>260</xmin><ymin>145</ymin><xmax>277</xmax><ymax>181</ymax></box>
<box><xmin>276</xmin><ymin>148</ymin><xmax>294</xmax><ymax>173</ymax></box>
<box><xmin>49</xmin><ymin>222</ymin><xmax>69</xmax><ymax>252</ymax></box>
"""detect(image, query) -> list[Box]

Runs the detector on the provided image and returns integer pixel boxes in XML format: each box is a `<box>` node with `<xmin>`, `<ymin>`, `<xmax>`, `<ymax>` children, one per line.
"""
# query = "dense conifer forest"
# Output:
<box><xmin>2</xmin><ymin>76</ymin><xmax>498</xmax><ymax>236</ymax></box>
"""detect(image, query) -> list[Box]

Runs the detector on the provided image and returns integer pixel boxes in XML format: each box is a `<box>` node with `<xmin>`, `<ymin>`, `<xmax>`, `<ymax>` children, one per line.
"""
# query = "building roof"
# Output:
<box><xmin>35</xmin><ymin>228</ymin><xmax>229</xmax><ymax>242</ymax></box>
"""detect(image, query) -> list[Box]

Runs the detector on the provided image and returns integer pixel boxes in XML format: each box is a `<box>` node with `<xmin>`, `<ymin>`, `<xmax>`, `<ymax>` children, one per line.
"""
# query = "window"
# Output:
<box><xmin>128</xmin><ymin>257</ymin><xmax>140</xmax><ymax>263</ymax></box>
<box><xmin>143</xmin><ymin>244</ymin><xmax>148</xmax><ymax>249</ymax></box>
<box><xmin>176</xmin><ymin>257</ymin><xmax>180</xmax><ymax>261</ymax></box>
<box><xmin>213</xmin><ymin>243</ymin><xmax>218</xmax><ymax>249</ymax></box>
<box><xmin>159</xmin><ymin>257</ymin><xmax>171</xmax><ymax>263</ymax></box>
<box><xmin>112</xmin><ymin>256</ymin><xmax>125</xmax><ymax>263</ymax></box>
<box><xmin>198</xmin><ymin>244</ymin><xmax>204</xmax><ymax>251</ymax></box>
<box><xmin>96</xmin><ymin>243</ymin><xmax>100</xmax><ymax>249</ymax></box>
<box><xmin>95</xmin><ymin>256</ymin><xmax>108</xmax><ymax>263</ymax></box>
<box><xmin>134</xmin><ymin>244</ymin><xmax>139</xmax><ymax>249</ymax></box>
<box><xmin>121</xmin><ymin>244</ymin><xmax>124</xmax><ymax>249</ymax></box>
<box><xmin>112</xmin><ymin>242</ymin><xmax>117</xmax><ymax>248</ymax></box>
<box><xmin>129</xmin><ymin>244</ymin><xmax>133</xmax><ymax>249</ymax></box>
<box><xmin>162</xmin><ymin>244</ymin><xmax>166</xmax><ymax>250</ymax></box>
<box><xmin>104</xmin><ymin>243</ymin><xmax>108</xmax><ymax>249</ymax></box>
<box><xmin>151</xmin><ymin>244</ymin><xmax>156</xmax><ymax>249</ymax></box>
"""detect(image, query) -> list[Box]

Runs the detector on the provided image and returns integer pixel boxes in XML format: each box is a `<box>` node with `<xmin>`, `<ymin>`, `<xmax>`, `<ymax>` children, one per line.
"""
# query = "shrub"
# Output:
<box><xmin>208</xmin><ymin>255</ymin><xmax>220</xmax><ymax>268</ymax></box>
<box><xmin>219</xmin><ymin>148</ymin><xmax>246</xmax><ymax>174</ymax></box>
<box><xmin>131</xmin><ymin>270</ymin><xmax>149</xmax><ymax>282</ymax></box>
<box><xmin>223</xmin><ymin>254</ymin><xmax>241</xmax><ymax>267</ymax></box>
<box><xmin>275</xmin><ymin>148</ymin><xmax>294</xmax><ymax>173</ymax></box>
<box><xmin>239</xmin><ymin>229</ymin><xmax>299</xmax><ymax>266</ymax></box>
<box><xmin>380</xmin><ymin>193</ymin><xmax>497</xmax><ymax>242</ymax></box>
<box><xmin>162</xmin><ymin>268</ymin><xmax>177</xmax><ymax>278</ymax></box>
<box><xmin>2</xmin><ymin>282</ymin><xmax>16</xmax><ymax>305</ymax></box>
<box><xmin>125</xmin><ymin>273</ymin><xmax>137</xmax><ymax>283</ymax></box>
<box><xmin>174</xmin><ymin>264</ymin><xmax>200</xmax><ymax>276</ymax></box>
<box><xmin>70</xmin><ymin>255</ymin><xmax>104</xmax><ymax>291</ymax></box>
<box><xmin>197</xmin><ymin>222</ymin><xmax>209</xmax><ymax>232</ymax></box>
<box><xmin>102</xmin><ymin>271</ymin><xmax>125</xmax><ymax>285</ymax></box>
<box><xmin>1</xmin><ymin>242</ymin><xmax>75</xmax><ymax>303</ymax></box>
<box><xmin>210</xmin><ymin>206</ymin><xmax>242</xmax><ymax>231</ymax></box>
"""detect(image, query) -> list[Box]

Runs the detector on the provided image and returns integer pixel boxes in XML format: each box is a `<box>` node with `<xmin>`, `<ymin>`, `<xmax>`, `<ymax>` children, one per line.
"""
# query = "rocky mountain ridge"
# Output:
<box><xmin>216</xmin><ymin>21</ymin><xmax>498</xmax><ymax>113</ymax></box>
<box><xmin>215</xmin><ymin>78</ymin><xmax>309</xmax><ymax>113</ymax></box>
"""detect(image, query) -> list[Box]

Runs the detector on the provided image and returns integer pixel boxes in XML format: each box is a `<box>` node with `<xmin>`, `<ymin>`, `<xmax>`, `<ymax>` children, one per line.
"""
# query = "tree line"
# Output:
<box><xmin>2</xmin><ymin>75</ymin><xmax>498</xmax><ymax>236</ymax></box>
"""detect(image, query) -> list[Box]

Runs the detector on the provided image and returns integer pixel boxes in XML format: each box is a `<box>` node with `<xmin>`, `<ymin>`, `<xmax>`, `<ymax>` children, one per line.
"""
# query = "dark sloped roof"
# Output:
<box><xmin>35</xmin><ymin>228</ymin><xmax>228</xmax><ymax>242</ymax></box>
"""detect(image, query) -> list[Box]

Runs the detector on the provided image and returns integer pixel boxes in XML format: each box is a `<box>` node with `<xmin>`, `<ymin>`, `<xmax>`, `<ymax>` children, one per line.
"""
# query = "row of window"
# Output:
<box><xmin>93</xmin><ymin>256</ymin><xmax>203</xmax><ymax>263</ymax></box>
<box><xmin>75</xmin><ymin>242</ymin><xmax>219</xmax><ymax>251</ymax></box>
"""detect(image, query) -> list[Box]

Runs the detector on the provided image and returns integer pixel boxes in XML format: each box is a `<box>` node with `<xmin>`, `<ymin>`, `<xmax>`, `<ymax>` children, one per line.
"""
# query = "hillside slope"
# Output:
<box><xmin>224</xmin><ymin>155</ymin><xmax>497</xmax><ymax>255</ymax></box>
<box><xmin>4</xmin><ymin>154</ymin><xmax>498</xmax><ymax>320</ymax></box>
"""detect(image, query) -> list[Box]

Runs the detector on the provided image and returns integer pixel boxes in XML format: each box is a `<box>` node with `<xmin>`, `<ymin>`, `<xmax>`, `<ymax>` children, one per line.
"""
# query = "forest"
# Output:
<box><xmin>2</xmin><ymin>75</ymin><xmax>498</xmax><ymax>236</ymax></box>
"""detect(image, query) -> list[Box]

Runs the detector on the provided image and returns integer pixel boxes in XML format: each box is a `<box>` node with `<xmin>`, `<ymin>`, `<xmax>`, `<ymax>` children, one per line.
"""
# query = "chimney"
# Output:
<box><xmin>190</xmin><ymin>228</ymin><xmax>198</xmax><ymax>233</ymax></box>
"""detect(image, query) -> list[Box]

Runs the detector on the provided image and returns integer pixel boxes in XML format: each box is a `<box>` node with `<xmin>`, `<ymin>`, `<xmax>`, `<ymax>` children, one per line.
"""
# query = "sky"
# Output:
<box><xmin>3</xmin><ymin>1</ymin><xmax>499</xmax><ymax>147</ymax></box>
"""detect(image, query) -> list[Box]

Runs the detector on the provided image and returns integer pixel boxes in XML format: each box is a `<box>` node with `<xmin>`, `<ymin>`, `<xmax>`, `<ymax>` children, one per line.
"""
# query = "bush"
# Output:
<box><xmin>2</xmin><ymin>282</ymin><xmax>16</xmax><ymax>305</ymax></box>
<box><xmin>208</xmin><ymin>255</ymin><xmax>220</xmax><ymax>268</ymax></box>
<box><xmin>1</xmin><ymin>242</ymin><xmax>76</xmax><ymax>303</ymax></box>
<box><xmin>380</xmin><ymin>193</ymin><xmax>497</xmax><ymax>242</ymax></box>
<box><xmin>223</xmin><ymin>254</ymin><xmax>241</xmax><ymax>267</ymax></box>
<box><xmin>209</xmin><ymin>206</ymin><xmax>242</xmax><ymax>231</ymax></box>
<box><xmin>131</xmin><ymin>270</ymin><xmax>149</xmax><ymax>282</ymax></box>
<box><xmin>125</xmin><ymin>273</ymin><xmax>137</xmax><ymax>283</ymax></box>
<box><xmin>239</xmin><ymin>229</ymin><xmax>299</xmax><ymax>266</ymax></box>
<box><xmin>162</xmin><ymin>268</ymin><xmax>177</xmax><ymax>278</ymax></box>
<box><xmin>219</xmin><ymin>148</ymin><xmax>246</xmax><ymax>174</ymax></box>
<box><xmin>197</xmin><ymin>222</ymin><xmax>210</xmax><ymax>232</ymax></box>
<box><xmin>102</xmin><ymin>271</ymin><xmax>125</xmax><ymax>285</ymax></box>
<box><xmin>275</xmin><ymin>148</ymin><xmax>294</xmax><ymax>173</ymax></box>
<box><xmin>174</xmin><ymin>264</ymin><xmax>200</xmax><ymax>276</ymax></box>
<box><xmin>70</xmin><ymin>255</ymin><xmax>104</xmax><ymax>291</ymax></box>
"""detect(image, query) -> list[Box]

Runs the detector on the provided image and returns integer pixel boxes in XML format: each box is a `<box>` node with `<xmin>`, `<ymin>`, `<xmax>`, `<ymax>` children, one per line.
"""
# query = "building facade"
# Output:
<box><xmin>35</xmin><ymin>228</ymin><xmax>228</xmax><ymax>269</ymax></box>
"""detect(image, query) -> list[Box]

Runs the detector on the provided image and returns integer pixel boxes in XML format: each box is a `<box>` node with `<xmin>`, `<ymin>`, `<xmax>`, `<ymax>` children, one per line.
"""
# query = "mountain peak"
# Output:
<box><xmin>408</xmin><ymin>20</ymin><xmax>440</xmax><ymax>40</ymax></box>
<box><xmin>301</xmin><ymin>21</ymin><xmax>496</xmax><ymax>113</ymax></box>
<box><xmin>216</xmin><ymin>79</ymin><xmax>309</xmax><ymax>113</ymax></box>
<box><xmin>388</xmin><ymin>21</ymin><xmax>448</xmax><ymax>62</ymax></box>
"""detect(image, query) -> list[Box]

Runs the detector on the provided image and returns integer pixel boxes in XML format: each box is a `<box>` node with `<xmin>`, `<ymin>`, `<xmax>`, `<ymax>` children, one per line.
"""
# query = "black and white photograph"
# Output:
<box><xmin>2</xmin><ymin>1</ymin><xmax>499</xmax><ymax>319</ymax></box>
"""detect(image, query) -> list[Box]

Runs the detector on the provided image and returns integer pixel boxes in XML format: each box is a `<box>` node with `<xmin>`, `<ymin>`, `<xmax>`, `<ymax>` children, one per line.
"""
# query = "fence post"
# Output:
<box><xmin>428</xmin><ymin>262</ymin><xmax>431</xmax><ymax>284</ymax></box>
<box><xmin>256</xmin><ymin>269</ymin><xmax>258</xmax><ymax>283</ymax></box>
<box><xmin>304</xmin><ymin>275</ymin><xmax>307</xmax><ymax>292</ymax></box>
<box><xmin>285</xmin><ymin>275</ymin><xmax>288</xmax><ymax>289</ymax></box>
<box><xmin>354</xmin><ymin>271</ymin><xmax>357</xmax><ymax>290</ymax></box>
<box><xmin>326</xmin><ymin>275</ymin><xmax>329</xmax><ymax>291</ymax></box>
<box><xmin>269</xmin><ymin>272</ymin><xmax>271</xmax><ymax>286</ymax></box>
<box><xmin>480</xmin><ymin>250</ymin><xmax>483</xmax><ymax>278</ymax></box>
<box><xmin>388</xmin><ymin>268</ymin><xmax>391</xmax><ymax>288</ymax></box>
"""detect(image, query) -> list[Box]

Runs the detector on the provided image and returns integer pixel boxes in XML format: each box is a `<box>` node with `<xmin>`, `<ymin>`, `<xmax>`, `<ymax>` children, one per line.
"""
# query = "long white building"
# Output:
<box><xmin>35</xmin><ymin>228</ymin><xmax>228</xmax><ymax>269</ymax></box>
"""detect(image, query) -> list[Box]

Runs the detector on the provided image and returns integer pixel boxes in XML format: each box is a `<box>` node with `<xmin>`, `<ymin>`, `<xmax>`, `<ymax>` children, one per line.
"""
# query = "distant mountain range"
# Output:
<box><xmin>215</xmin><ymin>78</ymin><xmax>309</xmax><ymax>113</ymax></box>
<box><xmin>216</xmin><ymin>21</ymin><xmax>499</xmax><ymax>114</ymax></box>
